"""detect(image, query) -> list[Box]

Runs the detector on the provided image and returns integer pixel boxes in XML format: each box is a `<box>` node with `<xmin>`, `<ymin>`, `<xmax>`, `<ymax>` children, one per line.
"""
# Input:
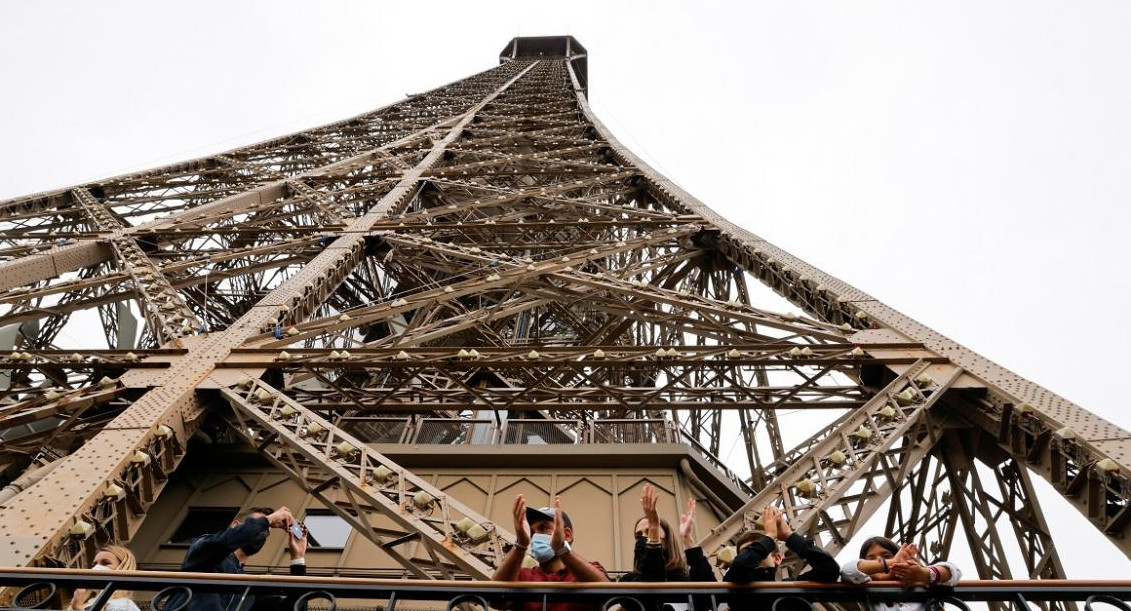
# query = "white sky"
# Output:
<box><xmin>2</xmin><ymin>0</ymin><xmax>1130</xmax><ymax>578</ymax></box>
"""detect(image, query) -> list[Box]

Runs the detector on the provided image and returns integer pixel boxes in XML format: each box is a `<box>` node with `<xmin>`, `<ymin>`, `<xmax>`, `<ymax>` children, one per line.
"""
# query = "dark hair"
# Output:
<box><xmin>859</xmin><ymin>536</ymin><xmax>899</xmax><ymax>559</ymax></box>
<box><xmin>244</xmin><ymin>506</ymin><xmax>275</xmax><ymax>519</ymax></box>
<box><xmin>633</xmin><ymin>517</ymin><xmax>688</xmax><ymax>576</ymax></box>
<box><xmin>734</xmin><ymin>531</ymin><xmax>762</xmax><ymax>551</ymax></box>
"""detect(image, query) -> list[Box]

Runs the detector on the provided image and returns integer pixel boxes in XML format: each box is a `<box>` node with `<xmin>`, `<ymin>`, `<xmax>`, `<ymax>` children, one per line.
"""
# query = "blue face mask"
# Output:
<box><xmin>529</xmin><ymin>533</ymin><xmax>556</xmax><ymax>563</ymax></box>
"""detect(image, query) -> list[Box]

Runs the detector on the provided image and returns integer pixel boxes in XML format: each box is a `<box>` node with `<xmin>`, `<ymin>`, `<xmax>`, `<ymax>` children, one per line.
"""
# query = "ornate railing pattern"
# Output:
<box><xmin>343</xmin><ymin>416</ymin><xmax>681</xmax><ymax>446</ymax></box>
<box><xmin>2</xmin><ymin>570</ymin><xmax>1129</xmax><ymax>611</ymax></box>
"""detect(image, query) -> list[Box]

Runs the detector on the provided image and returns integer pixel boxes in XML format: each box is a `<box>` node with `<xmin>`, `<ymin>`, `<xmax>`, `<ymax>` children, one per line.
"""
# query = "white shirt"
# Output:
<box><xmin>90</xmin><ymin>599</ymin><xmax>142</xmax><ymax>611</ymax></box>
<box><xmin>840</xmin><ymin>559</ymin><xmax>962</xmax><ymax>611</ymax></box>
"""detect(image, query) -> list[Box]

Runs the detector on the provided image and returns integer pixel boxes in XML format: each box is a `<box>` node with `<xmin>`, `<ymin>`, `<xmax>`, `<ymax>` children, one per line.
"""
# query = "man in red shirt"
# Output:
<box><xmin>492</xmin><ymin>494</ymin><xmax>608</xmax><ymax>611</ymax></box>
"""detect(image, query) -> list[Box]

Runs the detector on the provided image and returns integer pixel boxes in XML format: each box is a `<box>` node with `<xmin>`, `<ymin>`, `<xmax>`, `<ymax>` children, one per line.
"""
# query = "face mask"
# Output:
<box><xmin>91</xmin><ymin>564</ymin><xmax>112</xmax><ymax>572</ymax></box>
<box><xmin>634</xmin><ymin>535</ymin><xmax>647</xmax><ymax>556</ymax></box>
<box><xmin>529</xmin><ymin>533</ymin><xmax>556</xmax><ymax>563</ymax></box>
<box><xmin>240</xmin><ymin>531</ymin><xmax>268</xmax><ymax>556</ymax></box>
<box><xmin>633</xmin><ymin>536</ymin><xmax>671</xmax><ymax>564</ymax></box>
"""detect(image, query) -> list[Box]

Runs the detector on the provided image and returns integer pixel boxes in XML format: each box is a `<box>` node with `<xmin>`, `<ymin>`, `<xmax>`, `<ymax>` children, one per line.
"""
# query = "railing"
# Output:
<box><xmin>411</xmin><ymin>418</ymin><xmax>496</xmax><ymax>445</ymax></box>
<box><xmin>590</xmin><ymin>419</ymin><xmax>678</xmax><ymax>444</ymax></box>
<box><xmin>350</xmin><ymin>417</ymin><xmax>679</xmax><ymax>446</ymax></box>
<box><xmin>677</xmin><ymin>428</ymin><xmax>756</xmax><ymax>497</ymax></box>
<box><xmin>501</xmin><ymin>419</ymin><xmax>583</xmax><ymax>445</ymax></box>
<box><xmin>1</xmin><ymin>569</ymin><xmax>1129</xmax><ymax>611</ymax></box>
<box><xmin>336</xmin><ymin>417</ymin><xmax>411</xmax><ymax>444</ymax></box>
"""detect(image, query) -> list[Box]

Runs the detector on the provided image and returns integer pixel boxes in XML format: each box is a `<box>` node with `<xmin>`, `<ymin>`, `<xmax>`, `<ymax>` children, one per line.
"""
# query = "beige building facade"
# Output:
<box><xmin>130</xmin><ymin>441</ymin><xmax>743</xmax><ymax>578</ymax></box>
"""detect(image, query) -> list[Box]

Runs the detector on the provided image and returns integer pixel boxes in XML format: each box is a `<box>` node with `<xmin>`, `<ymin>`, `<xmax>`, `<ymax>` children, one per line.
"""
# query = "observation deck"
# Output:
<box><xmin>2</xmin><ymin>569</ymin><xmax>1129</xmax><ymax>611</ymax></box>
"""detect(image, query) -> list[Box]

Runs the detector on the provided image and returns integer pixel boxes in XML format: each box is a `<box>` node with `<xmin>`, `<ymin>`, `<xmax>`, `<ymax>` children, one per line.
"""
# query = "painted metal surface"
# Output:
<box><xmin>0</xmin><ymin>36</ymin><xmax>1125</xmax><ymax>579</ymax></box>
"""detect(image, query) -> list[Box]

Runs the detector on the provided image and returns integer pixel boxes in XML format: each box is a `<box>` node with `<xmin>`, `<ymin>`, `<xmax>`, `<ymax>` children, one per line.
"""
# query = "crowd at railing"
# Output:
<box><xmin>5</xmin><ymin>490</ymin><xmax>1127</xmax><ymax>611</ymax></box>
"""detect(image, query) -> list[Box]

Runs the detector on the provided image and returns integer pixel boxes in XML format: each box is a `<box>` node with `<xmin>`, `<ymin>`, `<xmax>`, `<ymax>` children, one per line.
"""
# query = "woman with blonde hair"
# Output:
<box><xmin>70</xmin><ymin>545</ymin><xmax>142</xmax><ymax>611</ymax></box>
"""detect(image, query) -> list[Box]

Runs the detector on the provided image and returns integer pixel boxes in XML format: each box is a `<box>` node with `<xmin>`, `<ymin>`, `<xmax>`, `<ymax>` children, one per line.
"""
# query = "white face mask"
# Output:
<box><xmin>91</xmin><ymin>564</ymin><xmax>113</xmax><ymax>571</ymax></box>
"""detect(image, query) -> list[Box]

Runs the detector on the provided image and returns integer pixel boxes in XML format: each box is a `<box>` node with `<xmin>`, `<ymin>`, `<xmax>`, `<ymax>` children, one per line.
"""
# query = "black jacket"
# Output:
<box><xmin>620</xmin><ymin>545</ymin><xmax>717</xmax><ymax>583</ymax></box>
<box><xmin>620</xmin><ymin>544</ymin><xmax>716</xmax><ymax>610</ymax></box>
<box><xmin>175</xmin><ymin>517</ymin><xmax>306</xmax><ymax>611</ymax></box>
<box><xmin>723</xmin><ymin>532</ymin><xmax>839</xmax><ymax>584</ymax></box>
<box><xmin>723</xmin><ymin>533</ymin><xmax>839</xmax><ymax>611</ymax></box>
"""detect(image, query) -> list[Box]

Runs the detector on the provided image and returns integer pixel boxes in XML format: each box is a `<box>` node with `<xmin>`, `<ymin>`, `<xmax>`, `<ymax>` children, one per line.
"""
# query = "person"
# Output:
<box><xmin>492</xmin><ymin>494</ymin><xmax>608</xmax><ymax>611</ymax></box>
<box><xmin>723</xmin><ymin>505</ymin><xmax>839</xmax><ymax>611</ymax></box>
<box><xmin>840</xmin><ymin>536</ymin><xmax>961</xmax><ymax>611</ymax></box>
<box><xmin>620</xmin><ymin>484</ymin><xmax>715</xmax><ymax>582</ymax></box>
<box><xmin>619</xmin><ymin>485</ymin><xmax>715</xmax><ymax>610</ymax></box>
<box><xmin>70</xmin><ymin>545</ymin><xmax>142</xmax><ymax>611</ymax></box>
<box><xmin>176</xmin><ymin>506</ymin><xmax>308</xmax><ymax>611</ymax></box>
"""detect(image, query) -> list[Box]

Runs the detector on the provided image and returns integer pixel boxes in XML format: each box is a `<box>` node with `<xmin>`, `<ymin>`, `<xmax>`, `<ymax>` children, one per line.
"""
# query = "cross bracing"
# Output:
<box><xmin>0</xmin><ymin>36</ymin><xmax>1127</xmax><ymax>583</ymax></box>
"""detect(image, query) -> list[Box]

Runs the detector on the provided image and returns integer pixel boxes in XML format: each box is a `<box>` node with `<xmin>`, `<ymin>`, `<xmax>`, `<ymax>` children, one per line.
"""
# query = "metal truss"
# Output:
<box><xmin>221</xmin><ymin>379</ymin><xmax>514</xmax><ymax>578</ymax></box>
<box><xmin>698</xmin><ymin>361</ymin><xmax>960</xmax><ymax>553</ymax></box>
<box><xmin>886</xmin><ymin>430</ymin><xmax>1074</xmax><ymax>611</ymax></box>
<box><xmin>0</xmin><ymin>36</ymin><xmax>1128</xmax><ymax>579</ymax></box>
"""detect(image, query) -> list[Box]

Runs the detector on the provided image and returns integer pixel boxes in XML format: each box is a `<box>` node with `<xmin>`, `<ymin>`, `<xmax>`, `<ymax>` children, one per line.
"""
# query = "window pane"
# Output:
<box><xmin>304</xmin><ymin>511</ymin><xmax>352</xmax><ymax>548</ymax></box>
<box><xmin>168</xmin><ymin>508</ymin><xmax>239</xmax><ymax>545</ymax></box>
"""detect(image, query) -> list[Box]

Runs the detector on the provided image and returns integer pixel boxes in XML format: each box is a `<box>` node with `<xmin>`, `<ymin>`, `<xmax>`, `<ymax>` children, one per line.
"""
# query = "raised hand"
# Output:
<box><xmin>287</xmin><ymin>523</ymin><xmax>308</xmax><ymax>560</ymax></box>
<box><xmin>267</xmin><ymin>507</ymin><xmax>295</xmax><ymax>529</ymax></box>
<box><xmin>679</xmin><ymin>497</ymin><xmax>696</xmax><ymax>547</ymax></box>
<box><xmin>775</xmin><ymin>508</ymin><xmax>794</xmax><ymax>542</ymax></box>
<box><xmin>762</xmin><ymin>504</ymin><xmax>780</xmax><ymax>540</ymax></box>
<box><xmin>894</xmin><ymin>542</ymin><xmax>918</xmax><ymax>563</ymax></box>
<box><xmin>641</xmin><ymin>484</ymin><xmax>662</xmax><ymax>541</ymax></box>
<box><xmin>512</xmin><ymin>494</ymin><xmax>531</xmax><ymax>548</ymax></box>
<box><xmin>550</xmin><ymin>495</ymin><xmax>566</xmax><ymax>552</ymax></box>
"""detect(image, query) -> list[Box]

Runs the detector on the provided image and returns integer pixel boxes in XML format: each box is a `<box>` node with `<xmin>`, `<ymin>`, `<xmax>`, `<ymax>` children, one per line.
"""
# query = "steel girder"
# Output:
<box><xmin>0</xmin><ymin>58</ymin><xmax>537</xmax><ymax>567</ymax></box>
<box><xmin>0</xmin><ymin>38</ymin><xmax>1127</xmax><ymax>579</ymax></box>
<box><xmin>563</xmin><ymin>55</ymin><xmax>1131</xmax><ymax>557</ymax></box>
<box><xmin>221</xmin><ymin>380</ymin><xmax>515</xmax><ymax>579</ymax></box>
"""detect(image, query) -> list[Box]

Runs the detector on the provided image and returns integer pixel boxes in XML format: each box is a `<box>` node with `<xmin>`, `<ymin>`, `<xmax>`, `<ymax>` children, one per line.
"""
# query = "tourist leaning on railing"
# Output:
<box><xmin>840</xmin><ymin>536</ymin><xmax>961</xmax><ymax>611</ymax></box>
<box><xmin>69</xmin><ymin>545</ymin><xmax>142</xmax><ymax>611</ymax></box>
<box><xmin>169</xmin><ymin>506</ymin><xmax>308</xmax><ymax>611</ymax></box>
<box><xmin>723</xmin><ymin>505</ymin><xmax>839</xmax><ymax>611</ymax></box>
<box><xmin>618</xmin><ymin>485</ymin><xmax>714</xmax><ymax>610</ymax></box>
<box><xmin>492</xmin><ymin>494</ymin><xmax>608</xmax><ymax>611</ymax></box>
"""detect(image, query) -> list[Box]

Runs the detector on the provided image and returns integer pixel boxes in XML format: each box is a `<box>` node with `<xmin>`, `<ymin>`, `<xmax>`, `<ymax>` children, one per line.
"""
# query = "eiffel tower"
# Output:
<box><xmin>0</xmin><ymin>36</ymin><xmax>1127</xmax><ymax>585</ymax></box>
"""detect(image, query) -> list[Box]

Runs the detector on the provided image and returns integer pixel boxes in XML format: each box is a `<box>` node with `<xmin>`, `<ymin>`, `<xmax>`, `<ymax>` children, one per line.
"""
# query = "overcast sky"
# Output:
<box><xmin>2</xmin><ymin>1</ymin><xmax>1129</xmax><ymax>578</ymax></box>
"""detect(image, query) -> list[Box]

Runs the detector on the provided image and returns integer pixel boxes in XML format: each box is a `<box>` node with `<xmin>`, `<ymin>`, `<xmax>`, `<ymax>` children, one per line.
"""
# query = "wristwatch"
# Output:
<box><xmin>555</xmin><ymin>541</ymin><xmax>572</xmax><ymax>557</ymax></box>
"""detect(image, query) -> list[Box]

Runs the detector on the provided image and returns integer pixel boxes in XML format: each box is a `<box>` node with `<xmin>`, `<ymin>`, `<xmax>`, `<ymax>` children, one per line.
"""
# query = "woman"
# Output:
<box><xmin>840</xmin><ymin>536</ymin><xmax>961</xmax><ymax>611</ymax></box>
<box><xmin>620</xmin><ymin>484</ymin><xmax>715</xmax><ymax>583</ymax></box>
<box><xmin>70</xmin><ymin>545</ymin><xmax>142</xmax><ymax>611</ymax></box>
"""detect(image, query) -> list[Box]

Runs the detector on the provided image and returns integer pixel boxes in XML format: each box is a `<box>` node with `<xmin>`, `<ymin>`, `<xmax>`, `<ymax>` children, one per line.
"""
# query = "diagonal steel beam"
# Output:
<box><xmin>698</xmin><ymin>361</ymin><xmax>960</xmax><ymax>552</ymax></box>
<box><xmin>565</xmin><ymin>50</ymin><xmax>1131</xmax><ymax>559</ymax></box>
<box><xmin>221</xmin><ymin>380</ymin><xmax>514</xmax><ymax>579</ymax></box>
<box><xmin>0</xmin><ymin>60</ymin><xmax>539</xmax><ymax>568</ymax></box>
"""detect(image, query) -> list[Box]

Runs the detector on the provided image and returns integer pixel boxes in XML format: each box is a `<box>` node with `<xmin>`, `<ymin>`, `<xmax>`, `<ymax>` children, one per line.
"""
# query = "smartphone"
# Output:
<box><xmin>289</xmin><ymin>523</ymin><xmax>305</xmax><ymax>539</ymax></box>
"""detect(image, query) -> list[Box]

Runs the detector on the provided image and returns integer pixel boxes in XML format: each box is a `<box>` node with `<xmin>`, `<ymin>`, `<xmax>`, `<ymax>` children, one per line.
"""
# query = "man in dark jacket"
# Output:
<box><xmin>723</xmin><ymin>505</ymin><xmax>839</xmax><ymax>610</ymax></box>
<box><xmin>176</xmin><ymin>506</ymin><xmax>307</xmax><ymax>611</ymax></box>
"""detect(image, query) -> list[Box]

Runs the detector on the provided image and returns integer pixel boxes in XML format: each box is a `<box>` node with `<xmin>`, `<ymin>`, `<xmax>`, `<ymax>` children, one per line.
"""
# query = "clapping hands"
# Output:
<box><xmin>761</xmin><ymin>504</ymin><xmax>793</xmax><ymax>541</ymax></box>
<box><xmin>640</xmin><ymin>484</ymin><xmax>662</xmax><ymax>541</ymax></box>
<box><xmin>879</xmin><ymin>542</ymin><xmax>932</xmax><ymax>585</ymax></box>
<box><xmin>679</xmin><ymin>497</ymin><xmax>697</xmax><ymax>548</ymax></box>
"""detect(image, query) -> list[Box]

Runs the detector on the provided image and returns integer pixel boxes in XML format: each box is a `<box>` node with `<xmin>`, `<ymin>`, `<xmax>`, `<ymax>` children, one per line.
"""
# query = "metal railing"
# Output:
<box><xmin>677</xmin><ymin>428</ymin><xmax>756</xmax><ymax>497</ymax></box>
<box><xmin>1</xmin><ymin>569</ymin><xmax>1129</xmax><ymax>611</ymax></box>
<box><xmin>501</xmin><ymin>419</ymin><xmax>583</xmax><ymax>445</ymax></box>
<box><xmin>336</xmin><ymin>417</ymin><xmax>411</xmax><ymax>444</ymax></box>
<box><xmin>348</xmin><ymin>417</ymin><xmax>680</xmax><ymax>446</ymax></box>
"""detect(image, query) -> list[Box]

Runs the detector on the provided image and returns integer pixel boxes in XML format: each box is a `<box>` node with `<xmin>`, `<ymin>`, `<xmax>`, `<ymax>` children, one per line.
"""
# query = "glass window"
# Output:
<box><xmin>303</xmin><ymin>510</ymin><xmax>352</xmax><ymax>548</ymax></box>
<box><xmin>168</xmin><ymin>507</ymin><xmax>239</xmax><ymax>545</ymax></box>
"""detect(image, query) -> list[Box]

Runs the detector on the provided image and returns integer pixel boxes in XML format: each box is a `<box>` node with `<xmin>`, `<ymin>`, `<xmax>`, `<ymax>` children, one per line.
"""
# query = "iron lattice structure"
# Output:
<box><xmin>0</xmin><ymin>36</ymin><xmax>1128</xmax><ymax>584</ymax></box>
